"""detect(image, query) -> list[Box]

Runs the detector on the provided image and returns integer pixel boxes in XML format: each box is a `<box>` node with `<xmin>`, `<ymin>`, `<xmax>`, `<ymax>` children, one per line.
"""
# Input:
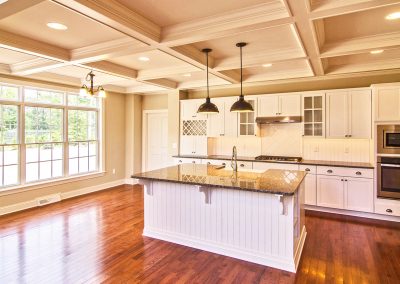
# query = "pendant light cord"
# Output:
<box><xmin>240</xmin><ymin>45</ymin><xmax>243</xmax><ymax>97</ymax></box>
<box><xmin>206</xmin><ymin>51</ymin><xmax>210</xmax><ymax>99</ymax></box>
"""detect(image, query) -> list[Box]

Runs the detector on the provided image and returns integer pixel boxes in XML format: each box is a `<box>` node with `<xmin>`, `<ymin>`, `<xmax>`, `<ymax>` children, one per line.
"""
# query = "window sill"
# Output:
<box><xmin>0</xmin><ymin>171</ymin><xmax>106</xmax><ymax>197</ymax></box>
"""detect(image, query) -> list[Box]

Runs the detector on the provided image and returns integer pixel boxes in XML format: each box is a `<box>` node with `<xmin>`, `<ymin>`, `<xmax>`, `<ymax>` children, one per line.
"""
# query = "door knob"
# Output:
<box><xmin>327</xmin><ymin>170</ymin><xmax>333</xmax><ymax>173</ymax></box>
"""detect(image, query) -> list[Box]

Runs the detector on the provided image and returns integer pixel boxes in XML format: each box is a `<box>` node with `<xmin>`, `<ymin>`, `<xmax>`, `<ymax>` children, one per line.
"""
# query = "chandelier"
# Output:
<box><xmin>80</xmin><ymin>71</ymin><xmax>106</xmax><ymax>98</ymax></box>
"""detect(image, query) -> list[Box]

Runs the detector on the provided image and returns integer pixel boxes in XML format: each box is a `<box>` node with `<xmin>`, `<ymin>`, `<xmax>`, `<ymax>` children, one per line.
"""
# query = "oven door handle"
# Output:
<box><xmin>381</xmin><ymin>164</ymin><xmax>400</xmax><ymax>168</ymax></box>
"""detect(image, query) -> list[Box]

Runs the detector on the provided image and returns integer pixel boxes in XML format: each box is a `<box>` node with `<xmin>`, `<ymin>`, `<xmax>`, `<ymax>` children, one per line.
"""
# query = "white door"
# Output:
<box><xmin>145</xmin><ymin>112</ymin><xmax>169</xmax><ymax>171</ymax></box>
<box><xmin>326</xmin><ymin>91</ymin><xmax>348</xmax><ymax>138</ymax></box>
<box><xmin>348</xmin><ymin>90</ymin><xmax>371</xmax><ymax>138</ymax></box>
<box><xmin>317</xmin><ymin>175</ymin><xmax>344</xmax><ymax>209</ymax></box>
<box><xmin>345</xmin><ymin>178</ymin><xmax>373</xmax><ymax>212</ymax></box>
<box><xmin>258</xmin><ymin>96</ymin><xmax>278</xmax><ymax>116</ymax></box>
<box><xmin>280</xmin><ymin>94</ymin><xmax>301</xmax><ymax>116</ymax></box>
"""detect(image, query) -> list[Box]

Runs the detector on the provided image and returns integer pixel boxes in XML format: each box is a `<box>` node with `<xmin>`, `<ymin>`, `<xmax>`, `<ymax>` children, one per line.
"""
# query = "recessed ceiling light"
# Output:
<box><xmin>47</xmin><ymin>22</ymin><xmax>68</xmax><ymax>30</ymax></box>
<box><xmin>386</xmin><ymin>12</ymin><xmax>400</xmax><ymax>20</ymax></box>
<box><xmin>262</xmin><ymin>63</ymin><xmax>272</xmax><ymax>68</ymax></box>
<box><xmin>370</xmin><ymin>49</ymin><xmax>384</xmax><ymax>54</ymax></box>
<box><xmin>138</xmin><ymin>56</ymin><xmax>150</xmax><ymax>62</ymax></box>
<box><xmin>0</xmin><ymin>0</ymin><xmax>9</xmax><ymax>5</ymax></box>
<box><xmin>183</xmin><ymin>73</ymin><xmax>191</xmax><ymax>77</ymax></box>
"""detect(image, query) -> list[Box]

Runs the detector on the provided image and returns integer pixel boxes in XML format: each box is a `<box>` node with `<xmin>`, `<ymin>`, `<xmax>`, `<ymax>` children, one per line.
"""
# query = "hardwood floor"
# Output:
<box><xmin>1</xmin><ymin>185</ymin><xmax>400</xmax><ymax>284</ymax></box>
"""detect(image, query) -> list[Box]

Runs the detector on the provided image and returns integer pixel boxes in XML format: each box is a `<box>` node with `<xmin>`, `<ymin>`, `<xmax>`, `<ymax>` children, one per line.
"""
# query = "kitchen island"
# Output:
<box><xmin>132</xmin><ymin>164</ymin><xmax>307</xmax><ymax>272</ymax></box>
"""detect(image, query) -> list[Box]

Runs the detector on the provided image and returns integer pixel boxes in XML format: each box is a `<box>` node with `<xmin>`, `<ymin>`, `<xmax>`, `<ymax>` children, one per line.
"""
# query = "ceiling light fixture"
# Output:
<box><xmin>0</xmin><ymin>0</ymin><xmax>9</xmax><ymax>4</ymax></box>
<box><xmin>230</xmin><ymin>42</ymin><xmax>254</xmax><ymax>113</ymax></box>
<box><xmin>262</xmin><ymin>63</ymin><xmax>273</xmax><ymax>68</ymax></box>
<box><xmin>197</xmin><ymin>48</ymin><xmax>219</xmax><ymax>114</ymax></box>
<box><xmin>47</xmin><ymin>22</ymin><xmax>68</xmax><ymax>30</ymax></box>
<box><xmin>80</xmin><ymin>71</ymin><xmax>106</xmax><ymax>98</ymax></box>
<box><xmin>385</xmin><ymin>12</ymin><xmax>400</xmax><ymax>20</ymax></box>
<box><xmin>138</xmin><ymin>56</ymin><xmax>150</xmax><ymax>62</ymax></box>
<box><xmin>370</xmin><ymin>49</ymin><xmax>384</xmax><ymax>54</ymax></box>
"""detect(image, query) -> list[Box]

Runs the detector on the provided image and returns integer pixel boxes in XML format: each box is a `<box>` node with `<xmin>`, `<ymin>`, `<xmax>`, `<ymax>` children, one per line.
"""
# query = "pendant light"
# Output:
<box><xmin>197</xmin><ymin>48</ymin><xmax>219</xmax><ymax>114</ymax></box>
<box><xmin>230</xmin><ymin>42</ymin><xmax>254</xmax><ymax>112</ymax></box>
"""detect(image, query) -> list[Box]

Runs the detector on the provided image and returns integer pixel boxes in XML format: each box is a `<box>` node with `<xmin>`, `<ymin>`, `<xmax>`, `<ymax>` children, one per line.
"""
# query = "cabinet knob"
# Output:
<box><xmin>222</xmin><ymin>163</ymin><xmax>226</xmax><ymax>166</ymax></box>
<box><xmin>220</xmin><ymin>134</ymin><xmax>224</xmax><ymax>136</ymax></box>
<box><xmin>207</xmin><ymin>162</ymin><xmax>211</xmax><ymax>165</ymax></box>
<box><xmin>348</xmin><ymin>135</ymin><xmax>352</xmax><ymax>138</ymax></box>
<box><xmin>341</xmin><ymin>179</ymin><xmax>344</xmax><ymax>181</ymax></box>
<box><xmin>356</xmin><ymin>171</ymin><xmax>362</xmax><ymax>176</ymax></box>
<box><xmin>327</xmin><ymin>169</ymin><xmax>333</xmax><ymax>173</ymax></box>
<box><xmin>386</xmin><ymin>209</ymin><xmax>393</xmax><ymax>213</ymax></box>
<box><xmin>179</xmin><ymin>160</ymin><xmax>182</xmax><ymax>163</ymax></box>
<box><xmin>240</xmin><ymin>164</ymin><xmax>245</xmax><ymax>167</ymax></box>
<box><xmin>192</xmin><ymin>161</ymin><xmax>196</xmax><ymax>164</ymax></box>
<box><xmin>305</xmin><ymin>168</ymin><xmax>310</xmax><ymax>172</ymax></box>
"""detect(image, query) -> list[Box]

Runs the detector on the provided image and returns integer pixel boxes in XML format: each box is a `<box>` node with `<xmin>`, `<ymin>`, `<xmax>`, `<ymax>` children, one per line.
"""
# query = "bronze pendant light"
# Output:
<box><xmin>197</xmin><ymin>48</ymin><xmax>219</xmax><ymax>114</ymax></box>
<box><xmin>230</xmin><ymin>42</ymin><xmax>254</xmax><ymax>112</ymax></box>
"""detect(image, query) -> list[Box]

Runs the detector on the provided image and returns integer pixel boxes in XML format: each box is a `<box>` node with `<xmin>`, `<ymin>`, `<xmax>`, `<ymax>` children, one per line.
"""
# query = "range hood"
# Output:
<box><xmin>255</xmin><ymin>116</ymin><xmax>302</xmax><ymax>124</ymax></box>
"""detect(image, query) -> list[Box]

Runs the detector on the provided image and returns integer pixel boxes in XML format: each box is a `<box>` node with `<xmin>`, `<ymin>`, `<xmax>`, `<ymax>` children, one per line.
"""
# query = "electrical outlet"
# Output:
<box><xmin>112</xmin><ymin>168</ymin><xmax>116</xmax><ymax>174</ymax></box>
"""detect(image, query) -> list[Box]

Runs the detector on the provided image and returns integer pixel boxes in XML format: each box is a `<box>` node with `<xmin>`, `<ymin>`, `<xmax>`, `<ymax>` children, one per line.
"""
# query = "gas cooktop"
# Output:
<box><xmin>255</xmin><ymin>155</ymin><xmax>303</xmax><ymax>162</ymax></box>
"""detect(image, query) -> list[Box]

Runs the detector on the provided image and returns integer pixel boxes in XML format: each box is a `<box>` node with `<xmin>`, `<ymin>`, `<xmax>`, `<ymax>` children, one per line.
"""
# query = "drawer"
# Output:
<box><xmin>174</xmin><ymin>158</ymin><xmax>202</xmax><ymax>165</ymax></box>
<box><xmin>203</xmin><ymin>159</ymin><xmax>229</xmax><ymax>167</ymax></box>
<box><xmin>237</xmin><ymin>161</ymin><xmax>253</xmax><ymax>170</ymax></box>
<box><xmin>253</xmin><ymin>162</ymin><xmax>299</xmax><ymax>171</ymax></box>
<box><xmin>299</xmin><ymin>165</ymin><xmax>317</xmax><ymax>174</ymax></box>
<box><xmin>317</xmin><ymin>166</ymin><xmax>373</xmax><ymax>178</ymax></box>
<box><xmin>375</xmin><ymin>200</ymin><xmax>400</xmax><ymax>217</ymax></box>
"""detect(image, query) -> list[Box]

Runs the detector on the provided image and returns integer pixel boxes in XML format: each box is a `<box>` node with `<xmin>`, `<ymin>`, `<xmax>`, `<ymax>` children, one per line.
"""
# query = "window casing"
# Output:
<box><xmin>0</xmin><ymin>83</ymin><xmax>102</xmax><ymax>190</ymax></box>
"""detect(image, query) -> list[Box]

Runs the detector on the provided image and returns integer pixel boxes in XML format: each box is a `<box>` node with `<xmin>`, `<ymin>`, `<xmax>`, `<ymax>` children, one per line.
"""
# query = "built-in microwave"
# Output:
<box><xmin>377</xmin><ymin>125</ymin><xmax>400</xmax><ymax>155</ymax></box>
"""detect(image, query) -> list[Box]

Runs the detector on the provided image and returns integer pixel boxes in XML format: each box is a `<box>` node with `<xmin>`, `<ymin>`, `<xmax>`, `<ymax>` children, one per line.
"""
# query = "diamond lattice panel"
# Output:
<box><xmin>182</xmin><ymin>120</ymin><xmax>207</xmax><ymax>136</ymax></box>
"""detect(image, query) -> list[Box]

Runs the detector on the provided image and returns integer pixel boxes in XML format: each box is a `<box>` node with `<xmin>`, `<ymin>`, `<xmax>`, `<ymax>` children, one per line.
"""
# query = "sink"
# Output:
<box><xmin>218</xmin><ymin>167</ymin><xmax>266</xmax><ymax>174</ymax></box>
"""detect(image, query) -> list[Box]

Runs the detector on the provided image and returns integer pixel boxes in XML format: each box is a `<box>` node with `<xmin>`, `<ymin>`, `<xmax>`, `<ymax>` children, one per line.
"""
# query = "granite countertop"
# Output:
<box><xmin>173</xmin><ymin>155</ymin><xmax>374</xmax><ymax>169</ymax></box>
<box><xmin>132</xmin><ymin>164</ymin><xmax>307</xmax><ymax>196</ymax></box>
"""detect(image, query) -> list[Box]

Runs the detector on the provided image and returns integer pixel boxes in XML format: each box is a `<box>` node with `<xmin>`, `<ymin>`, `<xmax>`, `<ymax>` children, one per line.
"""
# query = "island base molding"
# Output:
<box><xmin>141</xmin><ymin>180</ymin><xmax>307</xmax><ymax>273</ymax></box>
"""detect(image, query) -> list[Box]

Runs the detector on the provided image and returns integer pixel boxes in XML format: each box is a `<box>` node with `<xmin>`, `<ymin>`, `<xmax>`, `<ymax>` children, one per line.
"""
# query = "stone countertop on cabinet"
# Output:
<box><xmin>173</xmin><ymin>155</ymin><xmax>374</xmax><ymax>169</ymax></box>
<box><xmin>132</xmin><ymin>164</ymin><xmax>307</xmax><ymax>196</ymax></box>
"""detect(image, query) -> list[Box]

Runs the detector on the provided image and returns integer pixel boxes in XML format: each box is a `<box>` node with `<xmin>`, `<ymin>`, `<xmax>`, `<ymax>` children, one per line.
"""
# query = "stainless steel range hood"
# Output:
<box><xmin>255</xmin><ymin>116</ymin><xmax>302</xmax><ymax>124</ymax></box>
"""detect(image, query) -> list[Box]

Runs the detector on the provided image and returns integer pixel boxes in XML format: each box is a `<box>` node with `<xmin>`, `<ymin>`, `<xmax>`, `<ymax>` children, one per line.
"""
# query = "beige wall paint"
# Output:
<box><xmin>188</xmin><ymin>72</ymin><xmax>400</xmax><ymax>99</ymax></box>
<box><xmin>142</xmin><ymin>94</ymin><xmax>168</xmax><ymax>110</ymax></box>
<box><xmin>167</xmin><ymin>90</ymin><xmax>187</xmax><ymax>162</ymax></box>
<box><xmin>1</xmin><ymin>90</ymin><xmax>126</xmax><ymax>206</ymax></box>
<box><xmin>125</xmin><ymin>95</ymin><xmax>142</xmax><ymax>177</ymax></box>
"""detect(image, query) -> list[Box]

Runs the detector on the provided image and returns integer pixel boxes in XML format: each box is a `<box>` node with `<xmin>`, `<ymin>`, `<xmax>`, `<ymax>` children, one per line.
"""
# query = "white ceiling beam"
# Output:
<box><xmin>0</xmin><ymin>63</ymin><xmax>11</xmax><ymax>74</ymax></box>
<box><xmin>161</xmin><ymin>2</ymin><xmax>293</xmax><ymax>46</ymax></box>
<box><xmin>286</xmin><ymin>0</ymin><xmax>324</xmax><ymax>75</ymax></box>
<box><xmin>320</xmin><ymin>32</ymin><xmax>400</xmax><ymax>58</ymax></box>
<box><xmin>309</xmin><ymin>0</ymin><xmax>400</xmax><ymax>19</ymax></box>
<box><xmin>52</xmin><ymin>0</ymin><xmax>161</xmax><ymax>44</ymax></box>
<box><xmin>326</xmin><ymin>59</ymin><xmax>400</xmax><ymax>75</ymax></box>
<box><xmin>137</xmin><ymin>65</ymin><xmax>201</xmax><ymax>81</ymax></box>
<box><xmin>0</xmin><ymin>29</ymin><xmax>70</xmax><ymax>61</ymax></box>
<box><xmin>10</xmin><ymin>58</ymin><xmax>69</xmax><ymax>76</ymax></box>
<box><xmin>81</xmin><ymin>61</ymin><xmax>137</xmax><ymax>79</ymax></box>
<box><xmin>0</xmin><ymin>0</ymin><xmax>46</xmax><ymax>20</ymax></box>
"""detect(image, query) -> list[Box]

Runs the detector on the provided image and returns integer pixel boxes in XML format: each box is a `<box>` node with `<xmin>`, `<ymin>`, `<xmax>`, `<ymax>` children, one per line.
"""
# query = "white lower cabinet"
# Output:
<box><xmin>180</xmin><ymin>136</ymin><xmax>207</xmax><ymax>155</ymax></box>
<box><xmin>253</xmin><ymin>162</ymin><xmax>299</xmax><ymax>171</ymax></box>
<box><xmin>174</xmin><ymin>158</ymin><xmax>202</xmax><ymax>165</ymax></box>
<box><xmin>317</xmin><ymin>174</ymin><xmax>374</xmax><ymax>212</ymax></box>
<box><xmin>304</xmin><ymin>174</ymin><xmax>317</xmax><ymax>206</ymax></box>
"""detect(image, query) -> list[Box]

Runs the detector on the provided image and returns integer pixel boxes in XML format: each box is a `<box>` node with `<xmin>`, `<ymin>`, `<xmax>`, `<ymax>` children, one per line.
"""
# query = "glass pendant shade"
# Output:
<box><xmin>197</xmin><ymin>48</ymin><xmax>219</xmax><ymax>114</ymax></box>
<box><xmin>230</xmin><ymin>95</ymin><xmax>254</xmax><ymax>112</ymax></box>
<box><xmin>230</xmin><ymin>42</ymin><xmax>254</xmax><ymax>113</ymax></box>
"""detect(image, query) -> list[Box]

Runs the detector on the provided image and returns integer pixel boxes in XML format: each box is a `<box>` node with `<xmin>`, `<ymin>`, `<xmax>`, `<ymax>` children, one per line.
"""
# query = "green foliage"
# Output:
<box><xmin>68</xmin><ymin>110</ymin><xmax>97</xmax><ymax>142</ymax></box>
<box><xmin>0</xmin><ymin>105</ymin><xmax>18</xmax><ymax>144</ymax></box>
<box><xmin>25</xmin><ymin>107</ymin><xmax>63</xmax><ymax>143</ymax></box>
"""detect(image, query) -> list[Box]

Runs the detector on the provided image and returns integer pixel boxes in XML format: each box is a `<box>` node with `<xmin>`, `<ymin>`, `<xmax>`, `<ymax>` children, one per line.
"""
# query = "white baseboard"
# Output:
<box><xmin>124</xmin><ymin>178</ymin><xmax>138</xmax><ymax>185</ymax></box>
<box><xmin>0</xmin><ymin>179</ymin><xmax>126</xmax><ymax>216</ymax></box>
<box><xmin>143</xmin><ymin>228</ymin><xmax>297</xmax><ymax>273</ymax></box>
<box><xmin>305</xmin><ymin>205</ymin><xmax>400</xmax><ymax>222</ymax></box>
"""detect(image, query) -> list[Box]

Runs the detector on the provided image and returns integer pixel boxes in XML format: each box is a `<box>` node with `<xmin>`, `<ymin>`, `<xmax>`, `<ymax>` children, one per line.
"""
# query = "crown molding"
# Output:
<box><xmin>141</xmin><ymin>78</ymin><xmax>177</xmax><ymax>89</ymax></box>
<box><xmin>137</xmin><ymin>65</ymin><xmax>201</xmax><ymax>81</ymax></box>
<box><xmin>326</xmin><ymin>59</ymin><xmax>400</xmax><ymax>75</ymax></box>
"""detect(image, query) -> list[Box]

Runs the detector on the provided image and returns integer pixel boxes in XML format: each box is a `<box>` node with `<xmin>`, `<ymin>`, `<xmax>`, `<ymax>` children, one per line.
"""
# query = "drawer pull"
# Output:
<box><xmin>240</xmin><ymin>164</ymin><xmax>245</xmax><ymax>167</ymax></box>
<box><xmin>207</xmin><ymin>162</ymin><xmax>211</xmax><ymax>165</ymax></box>
<box><xmin>356</xmin><ymin>171</ymin><xmax>362</xmax><ymax>175</ymax></box>
<box><xmin>192</xmin><ymin>161</ymin><xmax>196</xmax><ymax>164</ymax></box>
<box><xmin>386</xmin><ymin>209</ymin><xmax>393</xmax><ymax>213</ymax></box>
<box><xmin>222</xmin><ymin>163</ymin><xmax>226</xmax><ymax>166</ymax></box>
<box><xmin>341</xmin><ymin>179</ymin><xmax>344</xmax><ymax>181</ymax></box>
<box><xmin>327</xmin><ymin>170</ymin><xmax>333</xmax><ymax>174</ymax></box>
<box><xmin>305</xmin><ymin>168</ymin><xmax>310</xmax><ymax>172</ymax></box>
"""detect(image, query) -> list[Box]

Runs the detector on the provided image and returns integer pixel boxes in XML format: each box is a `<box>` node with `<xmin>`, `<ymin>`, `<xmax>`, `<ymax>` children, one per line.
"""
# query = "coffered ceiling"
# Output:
<box><xmin>0</xmin><ymin>0</ymin><xmax>399</xmax><ymax>94</ymax></box>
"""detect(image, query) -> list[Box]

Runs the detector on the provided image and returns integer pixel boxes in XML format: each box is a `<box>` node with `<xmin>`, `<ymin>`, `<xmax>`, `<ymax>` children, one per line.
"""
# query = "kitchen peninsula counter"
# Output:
<box><xmin>132</xmin><ymin>164</ymin><xmax>307</xmax><ymax>273</ymax></box>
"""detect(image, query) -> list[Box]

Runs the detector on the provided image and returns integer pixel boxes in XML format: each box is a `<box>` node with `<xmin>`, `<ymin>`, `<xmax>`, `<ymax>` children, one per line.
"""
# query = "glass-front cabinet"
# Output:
<box><xmin>238</xmin><ymin>99</ymin><xmax>257</xmax><ymax>136</ymax></box>
<box><xmin>303</xmin><ymin>94</ymin><xmax>325</xmax><ymax>137</ymax></box>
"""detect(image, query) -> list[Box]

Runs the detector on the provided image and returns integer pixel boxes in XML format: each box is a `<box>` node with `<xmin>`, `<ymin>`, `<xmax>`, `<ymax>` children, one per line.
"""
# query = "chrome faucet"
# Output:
<box><xmin>231</xmin><ymin>146</ymin><xmax>238</xmax><ymax>172</ymax></box>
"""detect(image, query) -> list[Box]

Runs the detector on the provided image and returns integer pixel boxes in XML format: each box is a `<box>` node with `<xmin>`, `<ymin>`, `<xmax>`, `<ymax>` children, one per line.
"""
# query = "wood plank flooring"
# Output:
<box><xmin>1</xmin><ymin>185</ymin><xmax>400</xmax><ymax>283</ymax></box>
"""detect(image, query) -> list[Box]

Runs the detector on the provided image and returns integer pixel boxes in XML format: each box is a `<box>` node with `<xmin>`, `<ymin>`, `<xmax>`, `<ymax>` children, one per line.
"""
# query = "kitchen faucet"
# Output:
<box><xmin>231</xmin><ymin>146</ymin><xmax>238</xmax><ymax>172</ymax></box>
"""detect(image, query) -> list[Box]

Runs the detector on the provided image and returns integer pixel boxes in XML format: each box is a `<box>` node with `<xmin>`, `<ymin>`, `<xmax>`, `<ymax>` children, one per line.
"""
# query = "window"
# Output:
<box><xmin>0</xmin><ymin>83</ymin><xmax>102</xmax><ymax>190</ymax></box>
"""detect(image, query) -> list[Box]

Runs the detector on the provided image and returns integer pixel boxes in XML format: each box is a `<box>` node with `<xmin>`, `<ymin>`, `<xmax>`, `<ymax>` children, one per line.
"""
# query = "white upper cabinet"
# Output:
<box><xmin>238</xmin><ymin>97</ymin><xmax>257</xmax><ymax>136</ymax></box>
<box><xmin>258</xmin><ymin>94</ymin><xmax>300</xmax><ymax>117</ymax></box>
<box><xmin>207</xmin><ymin>97</ymin><xmax>238</xmax><ymax>137</ymax></box>
<box><xmin>374</xmin><ymin>86</ymin><xmax>400</xmax><ymax>122</ymax></box>
<box><xmin>181</xmin><ymin>99</ymin><xmax>207</xmax><ymax>120</ymax></box>
<box><xmin>326</xmin><ymin>89</ymin><xmax>371</xmax><ymax>139</ymax></box>
<box><xmin>302</xmin><ymin>93</ymin><xmax>325</xmax><ymax>137</ymax></box>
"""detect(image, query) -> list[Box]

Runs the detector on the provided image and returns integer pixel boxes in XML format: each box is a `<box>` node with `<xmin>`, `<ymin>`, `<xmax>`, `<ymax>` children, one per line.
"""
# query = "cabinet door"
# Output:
<box><xmin>345</xmin><ymin>178</ymin><xmax>373</xmax><ymax>212</ymax></box>
<box><xmin>258</xmin><ymin>96</ymin><xmax>278</xmax><ymax>117</ymax></box>
<box><xmin>375</xmin><ymin>88</ymin><xmax>400</xmax><ymax>122</ymax></box>
<box><xmin>280</xmin><ymin>94</ymin><xmax>301</xmax><ymax>116</ymax></box>
<box><xmin>194</xmin><ymin>136</ymin><xmax>208</xmax><ymax>155</ymax></box>
<box><xmin>180</xmin><ymin>136</ymin><xmax>194</xmax><ymax>155</ymax></box>
<box><xmin>326</xmin><ymin>91</ymin><xmax>348</xmax><ymax>138</ymax></box>
<box><xmin>181</xmin><ymin>100</ymin><xmax>203</xmax><ymax>120</ymax></box>
<box><xmin>304</xmin><ymin>174</ymin><xmax>317</xmax><ymax>205</ymax></box>
<box><xmin>224</xmin><ymin>97</ymin><xmax>238</xmax><ymax>137</ymax></box>
<box><xmin>317</xmin><ymin>175</ymin><xmax>344</xmax><ymax>209</ymax></box>
<box><xmin>207</xmin><ymin>99</ymin><xmax>225</xmax><ymax>137</ymax></box>
<box><xmin>348</xmin><ymin>90</ymin><xmax>371</xmax><ymax>138</ymax></box>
